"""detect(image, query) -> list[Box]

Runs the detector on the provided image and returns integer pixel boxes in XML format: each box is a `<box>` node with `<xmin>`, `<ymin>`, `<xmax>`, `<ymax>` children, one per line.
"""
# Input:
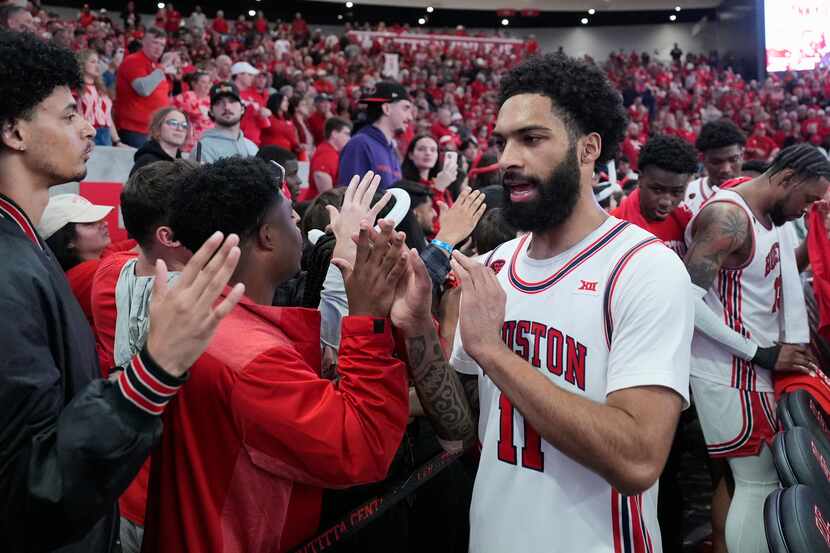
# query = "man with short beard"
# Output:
<box><xmin>683</xmin><ymin>144</ymin><xmax>830</xmax><ymax>553</ymax></box>
<box><xmin>448</xmin><ymin>53</ymin><xmax>694</xmax><ymax>552</ymax></box>
<box><xmin>194</xmin><ymin>81</ymin><xmax>258</xmax><ymax>163</ymax></box>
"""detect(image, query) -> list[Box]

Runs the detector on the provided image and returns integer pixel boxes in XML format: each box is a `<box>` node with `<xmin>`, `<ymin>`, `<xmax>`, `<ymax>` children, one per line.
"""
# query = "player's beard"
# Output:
<box><xmin>502</xmin><ymin>144</ymin><xmax>581</xmax><ymax>234</ymax></box>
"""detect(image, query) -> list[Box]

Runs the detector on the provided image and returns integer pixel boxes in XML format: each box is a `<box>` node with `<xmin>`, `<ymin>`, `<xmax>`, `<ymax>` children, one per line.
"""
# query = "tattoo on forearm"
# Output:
<box><xmin>405</xmin><ymin>333</ymin><xmax>476</xmax><ymax>444</ymax></box>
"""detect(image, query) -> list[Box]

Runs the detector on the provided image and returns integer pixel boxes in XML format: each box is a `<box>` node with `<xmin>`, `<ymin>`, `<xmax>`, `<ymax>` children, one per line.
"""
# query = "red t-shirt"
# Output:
<box><xmin>307</xmin><ymin>110</ymin><xmax>327</xmax><ymax>146</ymax></box>
<box><xmin>90</xmin><ymin>249</ymin><xmax>144</xmax><ymax>524</ymax></box>
<box><xmin>612</xmin><ymin>188</ymin><xmax>691</xmax><ymax>257</ymax></box>
<box><xmin>66</xmin><ymin>259</ymin><xmax>101</xmax><ymax>327</ymax></box>
<box><xmin>141</xmin><ymin>298</ymin><xmax>409</xmax><ymax>553</ymax></box>
<box><xmin>114</xmin><ymin>51</ymin><xmax>171</xmax><ymax>133</ymax></box>
<box><xmin>301</xmin><ymin>141</ymin><xmax>339</xmax><ymax>202</ymax></box>
<box><xmin>239</xmin><ymin>87</ymin><xmax>271</xmax><ymax>146</ymax></box>
<box><xmin>212</xmin><ymin>17</ymin><xmax>229</xmax><ymax>33</ymax></box>
<box><xmin>261</xmin><ymin>116</ymin><xmax>301</xmax><ymax>154</ymax></box>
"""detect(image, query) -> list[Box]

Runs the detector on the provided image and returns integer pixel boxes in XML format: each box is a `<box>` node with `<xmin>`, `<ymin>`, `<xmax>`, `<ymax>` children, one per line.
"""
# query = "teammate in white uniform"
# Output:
<box><xmin>449</xmin><ymin>53</ymin><xmax>694</xmax><ymax>553</ymax></box>
<box><xmin>685</xmin><ymin>120</ymin><xmax>746</xmax><ymax>215</ymax></box>
<box><xmin>683</xmin><ymin>144</ymin><xmax>830</xmax><ymax>553</ymax></box>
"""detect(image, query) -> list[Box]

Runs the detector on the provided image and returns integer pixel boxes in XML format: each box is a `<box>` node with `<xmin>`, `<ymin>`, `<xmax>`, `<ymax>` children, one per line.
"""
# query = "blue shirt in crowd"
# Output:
<box><xmin>337</xmin><ymin>124</ymin><xmax>402</xmax><ymax>190</ymax></box>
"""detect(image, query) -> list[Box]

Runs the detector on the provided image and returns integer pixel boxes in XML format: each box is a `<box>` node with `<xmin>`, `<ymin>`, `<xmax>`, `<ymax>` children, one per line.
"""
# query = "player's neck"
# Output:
<box><xmin>527</xmin><ymin>189</ymin><xmax>609</xmax><ymax>260</ymax></box>
<box><xmin>730</xmin><ymin>176</ymin><xmax>775</xmax><ymax>222</ymax></box>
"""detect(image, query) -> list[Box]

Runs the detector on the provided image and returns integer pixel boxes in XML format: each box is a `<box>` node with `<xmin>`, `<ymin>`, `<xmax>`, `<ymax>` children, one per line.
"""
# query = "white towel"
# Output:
<box><xmin>779</xmin><ymin>223</ymin><xmax>809</xmax><ymax>343</ymax></box>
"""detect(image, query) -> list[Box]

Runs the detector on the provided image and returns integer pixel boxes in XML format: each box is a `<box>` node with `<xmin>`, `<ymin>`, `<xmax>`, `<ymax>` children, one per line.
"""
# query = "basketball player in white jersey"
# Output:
<box><xmin>449</xmin><ymin>53</ymin><xmax>695</xmax><ymax>553</ymax></box>
<box><xmin>683</xmin><ymin>144</ymin><xmax>830</xmax><ymax>553</ymax></box>
<box><xmin>685</xmin><ymin>120</ymin><xmax>746</xmax><ymax>215</ymax></box>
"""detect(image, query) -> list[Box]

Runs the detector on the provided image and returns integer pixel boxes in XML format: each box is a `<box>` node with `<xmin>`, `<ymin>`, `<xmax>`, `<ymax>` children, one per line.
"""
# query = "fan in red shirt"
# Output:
<box><xmin>113</xmin><ymin>28</ymin><xmax>172</xmax><ymax>147</ymax></box>
<box><xmin>163</xmin><ymin>3</ymin><xmax>182</xmax><ymax>33</ymax></box>
<box><xmin>401</xmin><ymin>134</ymin><xmax>459</xmax><ymax>236</ymax></box>
<box><xmin>300</xmin><ymin>116</ymin><xmax>351</xmax><ymax>202</ymax></box>
<box><xmin>90</xmin><ymin>160</ymin><xmax>195</xmax><ymax>553</ymax></box>
<box><xmin>35</xmin><ymin>194</ymin><xmax>113</xmax><ymax>326</ymax></box>
<box><xmin>261</xmin><ymin>92</ymin><xmax>303</xmax><ymax>156</ymax></box>
<box><xmin>231</xmin><ymin>62</ymin><xmax>271</xmax><ymax>146</ymax></box>
<box><xmin>254</xmin><ymin>11</ymin><xmax>269</xmax><ymax>33</ymax></box>
<box><xmin>142</xmin><ymin>158</ymin><xmax>472</xmax><ymax>553</ymax></box>
<box><xmin>745</xmin><ymin>122</ymin><xmax>780</xmax><ymax>161</ymax></box>
<box><xmin>211</xmin><ymin>9</ymin><xmax>229</xmax><ymax>34</ymax></box>
<box><xmin>307</xmin><ymin>93</ymin><xmax>333</xmax><ymax>146</ymax></box>
<box><xmin>621</xmin><ymin>121</ymin><xmax>645</xmax><ymax>171</ymax></box>
<box><xmin>431</xmin><ymin>106</ymin><xmax>458</xmax><ymax>143</ymax></box>
<box><xmin>613</xmin><ymin>135</ymin><xmax>698</xmax><ymax>256</ymax></box>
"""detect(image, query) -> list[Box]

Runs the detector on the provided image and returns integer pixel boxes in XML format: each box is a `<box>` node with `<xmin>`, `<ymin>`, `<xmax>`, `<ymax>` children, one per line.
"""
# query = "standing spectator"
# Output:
<box><xmin>401</xmin><ymin>134</ymin><xmax>458</xmax><ymax>230</ymax></box>
<box><xmin>290</xmin><ymin>95</ymin><xmax>314</xmax><ymax>159</ymax></box>
<box><xmin>232</xmin><ymin>61</ymin><xmax>271</xmax><ymax>146</ymax></box>
<box><xmin>300</xmin><ymin>116</ymin><xmax>351</xmax><ymax>201</ymax></box>
<box><xmin>188</xmin><ymin>5</ymin><xmax>206</xmax><ymax>33</ymax></box>
<box><xmin>670</xmin><ymin>42</ymin><xmax>683</xmax><ymax>63</ymax></box>
<box><xmin>215</xmin><ymin>54</ymin><xmax>232</xmax><ymax>82</ymax></box>
<box><xmin>261</xmin><ymin>92</ymin><xmax>301</xmax><ymax>155</ymax></box>
<box><xmin>194</xmin><ymin>82</ymin><xmax>258</xmax><ymax>162</ymax></box>
<box><xmin>130</xmin><ymin>107</ymin><xmax>189</xmax><ymax>176</ymax></box>
<box><xmin>431</xmin><ymin>106</ymin><xmax>458</xmax><ymax>143</ymax></box>
<box><xmin>78</xmin><ymin>49</ymin><xmax>123</xmax><ymax>147</ymax></box>
<box><xmin>0</xmin><ymin>30</ymin><xmax>243</xmax><ymax>553</ymax></box>
<box><xmin>173</xmin><ymin>70</ymin><xmax>213</xmax><ymax>151</ymax></box>
<box><xmin>308</xmin><ymin>93</ymin><xmax>333</xmax><ymax>145</ymax></box>
<box><xmin>78</xmin><ymin>4</ymin><xmax>95</xmax><ymax>28</ymax></box>
<box><xmin>114</xmin><ymin>27</ymin><xmax>173</xmax><ymax>148</ymax></box>
<box><xmin>621</xmin><ymin>121</ymin><xmax>644</xmax><ymax>171</ymax></box>
<box><xmin>122</xmin><ymin>0</ymin><xmax>138</xmax><ymax>29</ymax></box>
<box><xmin>338</xmin><ymin>81</ymin><xmax>413</xmax><ymax>189</ymax></box>
<box><xmin>254</xmin><ymin>10</ymin><xmax>268</xmax><ymax>34</ymax></box>
<box><xmin>36</xmin><ymin>194</ymin><xmax>112</xmax><ymax>325</ymax></box>
<box><xmin>0</xmin><ymin>4</ymin><xmax>36</xmax><ymax>32</ymax></box>
<box><xmin>211</xmin><ymin>9</ymin><xmax>229</xmax><ymax>34</ymax></box>
<box><xmin>291</xmin><ymin>12</ymin><xmax>309</xmax><ymax>43</ymax></box>
<box><xmin>163</xmin><ymin>3</ymin><xmax>182</xmax><ymax>33</ymax></box>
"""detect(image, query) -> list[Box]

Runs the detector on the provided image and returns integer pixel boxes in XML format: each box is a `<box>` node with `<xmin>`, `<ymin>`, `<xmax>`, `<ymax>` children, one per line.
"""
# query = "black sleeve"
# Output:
<box><xmin>0</xmin><ymin>288</ymin><xmax>185</xmax><ymax>550</ymax></box>
<box><xmin>420</xmin><ymin>244</ymin><xmax>451</xmax><ymax>289</ymax></box>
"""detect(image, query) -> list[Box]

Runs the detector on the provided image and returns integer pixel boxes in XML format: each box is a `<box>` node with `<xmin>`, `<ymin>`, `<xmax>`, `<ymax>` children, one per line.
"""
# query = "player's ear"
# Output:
<box><xmin>579</xmin><ymin>132</ymin><xmax>602</xmax><ymax>167</ymax></box>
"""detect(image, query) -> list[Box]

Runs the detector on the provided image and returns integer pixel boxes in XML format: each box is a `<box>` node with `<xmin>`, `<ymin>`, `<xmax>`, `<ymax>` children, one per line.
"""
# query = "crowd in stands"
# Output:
<box><xmin>6</xmin><ymin>3</ymin><xmax>830</xmax><ymax>553</ymax></box>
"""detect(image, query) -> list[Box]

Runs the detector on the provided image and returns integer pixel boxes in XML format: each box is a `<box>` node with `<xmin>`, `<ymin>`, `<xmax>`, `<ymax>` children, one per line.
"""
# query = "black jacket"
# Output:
<box><xmin>0</xmin><ymin>193</ymin><xmax>183</xmax><ymax>552</ymax></box>
<box><xmin>130</xmin><ymin>139</ymin><xmax>180</xmax><ymax>176</ymax></box>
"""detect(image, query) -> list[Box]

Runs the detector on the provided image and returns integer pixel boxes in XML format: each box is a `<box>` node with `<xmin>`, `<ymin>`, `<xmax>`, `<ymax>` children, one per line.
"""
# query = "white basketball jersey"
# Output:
<box><xmin>684</xmin><ymin>177</ymin><xmax>717</xmax><ymax>215</ymax></box>
<box><xmin>452</xmin><ymin>217</ymin><xmax>693</xmax><ymax>553</ymax></box>
<box><xmin>684</xmin><ymin>189</ymin><xmax>784</xmax><ymax>392</ymax></box>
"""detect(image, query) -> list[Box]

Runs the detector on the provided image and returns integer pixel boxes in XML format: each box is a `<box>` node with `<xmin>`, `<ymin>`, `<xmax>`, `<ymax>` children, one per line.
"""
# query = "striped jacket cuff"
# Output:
<box><xmin>116</xmin><ymin>347</ymin><xmax>188</xmax><ymax>416</ymax></box>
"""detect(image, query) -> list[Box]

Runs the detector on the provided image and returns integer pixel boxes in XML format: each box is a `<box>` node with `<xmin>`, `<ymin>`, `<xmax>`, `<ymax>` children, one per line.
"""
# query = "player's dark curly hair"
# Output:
<box><xmin>498</xmin><ymin>53</ymin><xmax>627</xmax><ymax>164</ymax></box>
<box><xmin>768</xmin><ymin>144</ymin><xmax>830</xmax><ymax>181</ymax></box>
<box><xmin>695</xmin><ymin>119</ymin><xmax>746</xmax><ymax>152</ymax></box>
<box><xmin>169</xmin><ymin>156</ymin><xmax>283</xmax><ymax>252</ymax></box>
<box><xmin>637</xmin><ymin>135</ymin><xmax>698</xmax><ymax>175</ymax></box>
<box><xmin>0</xmin><ymin>31</ymin><xmax>82</xmax><ymax>127</ymax></box>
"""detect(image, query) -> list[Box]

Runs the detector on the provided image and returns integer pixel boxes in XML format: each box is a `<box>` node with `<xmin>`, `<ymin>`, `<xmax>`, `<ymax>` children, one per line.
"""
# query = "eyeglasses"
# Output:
<box><xmin>164</xmin><ymin>119</ymin><xmax>189</xmax><ymax>130</ymax></box>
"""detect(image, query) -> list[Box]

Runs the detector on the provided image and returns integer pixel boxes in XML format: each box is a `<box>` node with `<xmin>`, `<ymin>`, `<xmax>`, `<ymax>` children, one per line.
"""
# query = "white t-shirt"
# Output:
<box><xmin>452</xmin><ymin>217</ymin><xmax>693</xmax><ymax>553</ymax></box>
<box><xmin>684</xmin><ymin>176</ymin><xmax>717</xmax><ymax>216</ymax></box>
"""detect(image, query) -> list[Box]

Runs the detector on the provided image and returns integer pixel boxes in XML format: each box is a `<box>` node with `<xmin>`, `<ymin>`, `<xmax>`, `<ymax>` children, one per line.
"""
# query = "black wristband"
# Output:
<box><xmin>752</xmin><ymin>344</ymin><xmax>781</xmax><ymax>370</ymax></box>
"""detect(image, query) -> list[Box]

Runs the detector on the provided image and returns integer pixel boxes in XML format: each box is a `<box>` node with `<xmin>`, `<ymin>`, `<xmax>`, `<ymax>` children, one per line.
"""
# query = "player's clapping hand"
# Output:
<box><xmin>450</xmin><ymin>251</ymin><xmax>507</xmax><ymax>363</ymax></box>
<box><xmin>146</xmin><ymin>232</ymin><xmax>245</xmax><ymax>377</ymax></box>
<box><xmin>332</xmin><ymin>220</ymin><xmax>408</xmax><ymax>318</ymax></box>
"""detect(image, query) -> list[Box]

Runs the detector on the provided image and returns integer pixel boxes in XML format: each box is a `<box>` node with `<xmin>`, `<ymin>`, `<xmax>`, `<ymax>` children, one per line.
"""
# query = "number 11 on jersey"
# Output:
<box><xmin>497</xmin><ymin>392</ymin><xmax>545</xmax><ymax>471</ymax></box>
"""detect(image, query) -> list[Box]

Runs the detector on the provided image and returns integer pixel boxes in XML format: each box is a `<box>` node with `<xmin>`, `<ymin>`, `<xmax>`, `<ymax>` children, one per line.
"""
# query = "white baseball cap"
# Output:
<box><xmin>230</xmin><ymin>61</ymin><xmax>260</xmax><ymax>76</ymax></box>
<box><xmin>37</xmin><ymin>194</ymin><xmax>112</xmax><ymax>239</ymax></box>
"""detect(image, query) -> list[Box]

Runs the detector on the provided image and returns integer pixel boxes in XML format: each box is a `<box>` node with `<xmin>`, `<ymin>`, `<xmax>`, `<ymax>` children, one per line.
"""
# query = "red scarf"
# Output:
<box><xmin>612</xmin><ymin>188</ymin><xmax>691</xmax><ymax>248</ymax></box>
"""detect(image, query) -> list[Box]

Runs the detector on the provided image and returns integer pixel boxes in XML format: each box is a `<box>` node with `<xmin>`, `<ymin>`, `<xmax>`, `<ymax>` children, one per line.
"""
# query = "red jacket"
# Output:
<box><xmin>142</xmin><ymin>295</ymin><xmax>410</xmax><ymax>553</ymax></box>
<box><xmin>261</xmin><ymin>115</ymin><xmax>301</xmax><ymax>155</ymax></box>
<box><xmin>114</xmin><ymin>51</ymin><xmax>171</xmax><ymax>134</ymax></box>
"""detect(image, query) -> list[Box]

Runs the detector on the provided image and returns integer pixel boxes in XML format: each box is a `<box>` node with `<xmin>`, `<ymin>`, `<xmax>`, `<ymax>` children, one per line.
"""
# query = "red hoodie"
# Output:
<box><xmin>141</xmin><ymin>294</ymin><xmax>410</xmax><ymax>553</ymax></box>
<box><xmin>612</xmin><ymin>188</ymin><xmax>692</xmax><ymax>256</ymax></box>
